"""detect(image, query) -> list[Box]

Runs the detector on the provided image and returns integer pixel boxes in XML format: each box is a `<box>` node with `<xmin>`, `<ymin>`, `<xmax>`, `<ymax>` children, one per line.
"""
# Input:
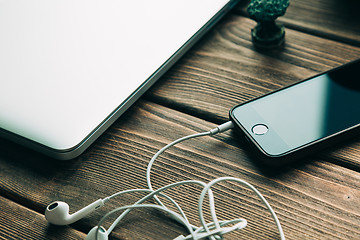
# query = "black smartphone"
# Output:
<box><xmin>229</xmin><ymin>59</ymin><xmax>360</xmax><ymax>165</ymax></box>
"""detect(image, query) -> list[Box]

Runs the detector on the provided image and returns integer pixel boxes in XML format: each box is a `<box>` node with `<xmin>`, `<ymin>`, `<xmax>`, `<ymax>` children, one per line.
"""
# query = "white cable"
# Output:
<box><xmin>146</xmin><ymin>121</ymin><xmax>235</xmax><ymax>199</ymax></box>
<box><xmin>99</xmin><ymin>180</ymin><xmax>237</xmax><ymax>240</ymax></box>
<box><xmin>107</xmin><ymin>122</ymin><xmax>233</xmax><ymax>235</ymax></box>
<box><xmin>91</xmin><ymin>121</ymin><xmax>285</xmax><ymax>240</ymax></box>
<box><xmin>198</xmin><ymin>177</ymin><xmax>285</xmax><ymax>240</ymax></box>
<box><xmin>146</xmin><ymin>122</ymin><xmax>234</xmax><ymax>232</ymax></box>
<box><xmin>107</xmin><ymin>180</ymin><xmax>207</xmax><ymax>234</ymax></box>
<box><xmin>97</xmin><ymin>204</ymin><xmax>196</xmax><ymax>239</ymax></box>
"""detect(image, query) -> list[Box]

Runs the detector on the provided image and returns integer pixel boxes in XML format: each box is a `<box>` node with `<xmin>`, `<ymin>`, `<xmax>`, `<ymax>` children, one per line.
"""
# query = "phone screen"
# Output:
<box><xmin>231</xmin><ymin>60</ymin><xmax>360</xmax><ymax>156</ymax></box>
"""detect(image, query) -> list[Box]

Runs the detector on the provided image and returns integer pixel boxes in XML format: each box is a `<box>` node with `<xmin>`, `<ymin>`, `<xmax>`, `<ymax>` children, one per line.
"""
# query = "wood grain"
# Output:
<box><xmin>145</xmin><ymin>15</ymin><xmax>360</xmax><ymax>123</ymax></box>
<box><xmin>235</xmin><ymin>0</ymin><xmax>360</xmax><ymax>46</ymax></box>
<box><xmin>144</xmin><ymin>15</ymin><xmax>360</xmax><ymax>168</ymax></box>
<box><xmin>0</xmin><ymin>196</ymin><xmax>85</xmax><ymax>240</ymax></box>
<box><xmin>1</xmin><ymin>1</ymin><xmax>360</xmax><ymax>239</ymax></box>
<box><xmin>0</xmin><ymin>101</ymin><xmax>359</xmax><ymax>239</ymax></box>
<box><xmin>319</xmin><ymin>137</ymin><xmax>360</xmax><ymax>172</ymax></box>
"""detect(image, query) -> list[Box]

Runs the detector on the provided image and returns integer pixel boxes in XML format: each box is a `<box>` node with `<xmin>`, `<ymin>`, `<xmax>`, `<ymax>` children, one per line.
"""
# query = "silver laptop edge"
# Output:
<box><xmin>0</xmin><ymin>0</ymin><xmax>240</xmax><ymax>160</ymax></box>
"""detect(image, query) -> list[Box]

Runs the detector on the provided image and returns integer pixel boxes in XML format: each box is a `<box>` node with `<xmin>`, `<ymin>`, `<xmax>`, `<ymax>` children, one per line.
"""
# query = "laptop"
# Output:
<box><xmin>0</xmin><ymin>0</ymin><xmax>239</xmax><ymax>160</ymax></box>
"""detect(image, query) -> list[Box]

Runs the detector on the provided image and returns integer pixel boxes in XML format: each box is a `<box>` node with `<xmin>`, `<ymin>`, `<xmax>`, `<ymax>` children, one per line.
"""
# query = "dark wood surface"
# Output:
<box><xmin>1</xmin><ymin>1</ymin><xmax>360</xmax><ymax>239</ymax></box>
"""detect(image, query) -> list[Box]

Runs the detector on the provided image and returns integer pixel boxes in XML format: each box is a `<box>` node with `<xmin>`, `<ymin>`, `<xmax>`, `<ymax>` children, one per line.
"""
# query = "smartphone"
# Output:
<box><xmin>229</xmin><ymin>59</ymin><xmax>360</xmax><ymax>165</ymax></box>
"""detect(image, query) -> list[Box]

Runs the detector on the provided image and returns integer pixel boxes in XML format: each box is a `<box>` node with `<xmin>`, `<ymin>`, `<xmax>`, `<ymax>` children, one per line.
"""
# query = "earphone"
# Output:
<box><xmin>45</xmin><ymin>121</ymin><xmax>285</xmax><ymax>240</ymax></box>
<box><xmin>45</xmin><ymin>199</ymin><xmax>106</xmax><ymax>225</ymax></box>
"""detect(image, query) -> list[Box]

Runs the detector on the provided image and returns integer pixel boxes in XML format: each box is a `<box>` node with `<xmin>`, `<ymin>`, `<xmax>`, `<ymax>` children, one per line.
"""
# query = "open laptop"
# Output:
<box><xmin>0</xmin><ymin>0</ymin><xmax>239</xmax><ymax>160</ymax></box>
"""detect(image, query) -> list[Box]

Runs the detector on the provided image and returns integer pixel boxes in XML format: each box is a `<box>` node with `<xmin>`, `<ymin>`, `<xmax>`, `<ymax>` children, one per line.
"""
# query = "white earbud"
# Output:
<box><xmin>85</xmin><ymin>226</ymin><xmax>108</xmax><ymax>240</ymax></box>
<box><xmin>45</xmin><ymin>199</ymin><xmax>105</xmax><ymax>225</ymax></box>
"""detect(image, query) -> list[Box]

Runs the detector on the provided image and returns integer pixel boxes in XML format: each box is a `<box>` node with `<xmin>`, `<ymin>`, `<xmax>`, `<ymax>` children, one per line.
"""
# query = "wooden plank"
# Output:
<box><xmin>0</xmin><ymin>195</ymin><xmax>85</xmax><ymax>240</ymax></box>
<box><xmin>235</xmin><ymin>0</ymin><xmax>360</xmax><ymax>46</ymax></box>
<box><xmin>319</xmin><ymin>137</ymin><xmax>360</xmax><ymax>172</ymax></box>
<box><xmin>0</xmin><ymin>101</ymin><xmax>359</xmax><ymax>239</ymax></box>
<box><xmin>146</xmin><ymin>15</ymin><xmax>360</xmax><ymax>124</ymax></box>
<box><xmin>144</xmin><ymin>15</ymin><xmax>360</xmax><ymax>168</ymax></box>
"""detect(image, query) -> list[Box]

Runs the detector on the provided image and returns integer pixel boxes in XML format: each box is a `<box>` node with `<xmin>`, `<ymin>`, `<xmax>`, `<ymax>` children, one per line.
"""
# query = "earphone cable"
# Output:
<box><xmin>88</xmin><ymin>120</ymin><xmax>285</xmax><ymax>239</ymax></box>
<box><xmin>107</xmin><ymin>121</ymin><xmax>234</xmax><ymax>235</ymax></box>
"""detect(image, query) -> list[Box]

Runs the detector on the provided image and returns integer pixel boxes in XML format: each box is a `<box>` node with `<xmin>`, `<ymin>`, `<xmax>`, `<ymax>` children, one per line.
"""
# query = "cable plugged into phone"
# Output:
<box><xmin>45</xmin><ymin>121</ymin><xmax>285</xmax><ymax>240</ymax></box>
<box><xmin>230</xmin><ymin>58</ymin><xmax>360</xmax><ymax>165</ymax></box>
<box><xmin>210</xmin><ymin>121</ymin><xmax>234</xmax><ymax>135</ymax></box>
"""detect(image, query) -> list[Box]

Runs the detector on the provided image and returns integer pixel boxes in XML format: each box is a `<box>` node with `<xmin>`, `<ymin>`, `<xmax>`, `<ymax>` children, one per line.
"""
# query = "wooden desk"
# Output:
<box><xmin>1</xmin><ymin>0</ymin><xmax>359</xmax><ymax>239</ymax></box>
